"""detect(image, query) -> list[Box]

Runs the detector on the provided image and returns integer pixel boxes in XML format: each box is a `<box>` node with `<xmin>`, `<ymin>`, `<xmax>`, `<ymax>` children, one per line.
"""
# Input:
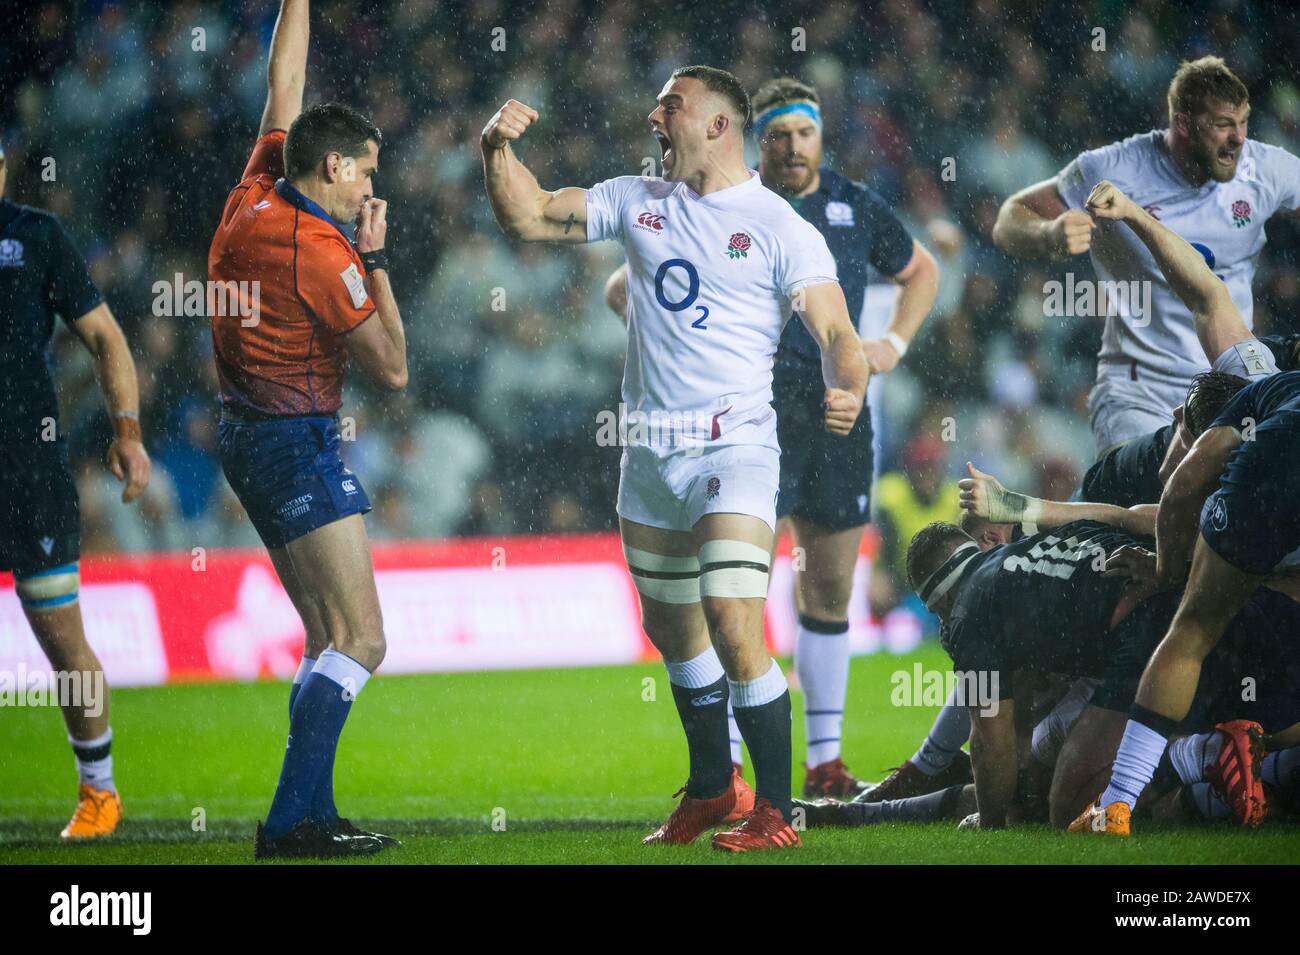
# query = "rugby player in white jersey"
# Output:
<box><xmin>481</xmin><ymin>66</ymin><xmax>868</xmax><ymax>852</ymax></box>
<box><xmin>993</xmin><ymin>56</ymin><xmax>1300</xmax><ymax>455</ymax></box>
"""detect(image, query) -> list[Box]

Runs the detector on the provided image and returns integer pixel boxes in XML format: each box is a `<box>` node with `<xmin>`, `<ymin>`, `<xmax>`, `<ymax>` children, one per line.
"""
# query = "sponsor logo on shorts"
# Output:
<box><xmin>275</xmin><ymin>494</ymin><xmax>313</xmax><ymax>520</ymax></box>
<box><xmin>341</xmin><ymin>478</ymin><xmax>357</xmax><ymax>495</ymax></box>
<box><xmin>706</xmin><ymin>476</ymin><xmax>721</xmax><ymax>500</ymax></box>
<box><xmin>691</xmin><ymin>690</ymin><xmax>724</xmax><ymax>706</ymax></box>
<box><xmin>1208</xmin><ymin>496</ymin><xmax>1229</xmax><ymax>532</ymax></box>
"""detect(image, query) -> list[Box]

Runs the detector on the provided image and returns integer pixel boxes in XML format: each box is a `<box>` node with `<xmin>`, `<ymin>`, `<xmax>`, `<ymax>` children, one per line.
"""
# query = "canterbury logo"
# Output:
<box><xmin>691</xmin><ymin>690</ymin><xmax>724</xmax><ymax>706</ymax></box>
<box><xmin>636</xmin><ymin>212</ymin><xmax>666</xmax><ymax>230</ymax></box>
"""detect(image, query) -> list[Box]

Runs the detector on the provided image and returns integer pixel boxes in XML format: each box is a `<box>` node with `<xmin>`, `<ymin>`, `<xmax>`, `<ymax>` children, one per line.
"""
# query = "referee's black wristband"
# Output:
<box><xmin>359</xmin><ymin>249</ymin><xmax>389</xmax><ymax>273</ymax></box>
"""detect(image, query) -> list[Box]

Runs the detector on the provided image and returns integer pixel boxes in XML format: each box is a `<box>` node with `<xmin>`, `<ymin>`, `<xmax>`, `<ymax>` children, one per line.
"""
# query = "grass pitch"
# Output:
<box><xmin>2</xmin><ymin>644</ymin><xmax>1296</xmax><ymax>864</ymax></box>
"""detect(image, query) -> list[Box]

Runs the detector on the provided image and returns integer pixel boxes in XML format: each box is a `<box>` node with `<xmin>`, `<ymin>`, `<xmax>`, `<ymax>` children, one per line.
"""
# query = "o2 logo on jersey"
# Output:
<box><xmin>655</xmin><ymin>258</ymin><xmax>708</xmax><ymax>329</ymax></box>
<box><xmin>1190</xmin><ymin>242</ymin><xmax>1216</xmax><ymax>271</ymax></box>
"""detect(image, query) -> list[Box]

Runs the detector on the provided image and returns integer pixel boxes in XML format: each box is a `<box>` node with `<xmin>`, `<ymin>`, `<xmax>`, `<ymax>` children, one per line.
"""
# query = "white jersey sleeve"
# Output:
<box><xmin>1056</xmin><ymin>140</ymin><xmax>1130</xmax><ymax>210</ymax></box>
<box><xmin>1251</xmin><ymin>142</ymin><xmax>1300</xmax><ymax>217</ymax></box>
<box><xmin>776</xmin><ymin>216</ymin><xmax>839</xmax><ymax>297</ymax></box>
<box><xmin>585</xmin><ymin>176</ymin><xmax>641</xmax><ymax>243</ymax></box>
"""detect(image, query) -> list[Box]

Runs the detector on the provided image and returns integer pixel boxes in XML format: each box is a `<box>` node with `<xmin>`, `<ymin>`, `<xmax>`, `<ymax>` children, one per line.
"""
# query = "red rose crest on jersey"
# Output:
<box><xmin>1231</xmin><ymin>199</ymin><xmax>1251</xmax><ymax>228</ymax></box>
<box><xmin>635</xmin><ymin>212</ymin><xmax>666</xmax><ymax>233</ymax></box>
<box><xmin>726</xmin><ymin>232</ymin><xmax>751</xmax><ymax>259</ymax></box>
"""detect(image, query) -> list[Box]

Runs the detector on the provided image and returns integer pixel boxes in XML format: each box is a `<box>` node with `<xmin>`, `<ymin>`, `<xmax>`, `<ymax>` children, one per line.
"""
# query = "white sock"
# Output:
<box><xmin>70</xmin><ymin>727</ymin><xmax>115</xmax><ymax>793</ymax></box>
<box><xmin>664</xmin><ymin>645</ymin><xmax>725</xmax><ymax>689</ymax></box>
<box><xmin>311</xmin><ymin>649</ymin><xmax>372</xmax><ymax>697</ymax></box>
<box><xmin>294</xmin><ymin>656</ymin><xmax>316</xmax><ymax>685</ymax></box>
<box><xmin>729</xmin><ymin>659</ymin><xmax>788</xmax><ymax>708</ymax></box>
<box><xmin>1168</xmin><ymin>731</ymin><xmax>1222</xmax><ymax>785</ymax></box>
<box><xmin>1262</xmin><ymin>748</ymin><xmax>1300</xmax><ymax>789</ymax></box>
<box><xmin>1101</xmin><ymin>719</ymin><xmax>1169</xmax><ymax>808</ymax></box>
<box><xmin>912</xmin><ymin>688</ymin><xmax>971</xmax><ymax>776</ymax></box>
<box><xmin>727</xmin><ymin>702</ymin><xmax>743</xmax><ymax>767</ymax></box>
<box><xmin>795</xmin><ymin>618</ymin><xmax>850</xmax><ymax>768</ymax></box>
<box><xmin>1187</xmin><ymin>781</ymin><xmax>1231</xmax><ymax>820</ymax></box>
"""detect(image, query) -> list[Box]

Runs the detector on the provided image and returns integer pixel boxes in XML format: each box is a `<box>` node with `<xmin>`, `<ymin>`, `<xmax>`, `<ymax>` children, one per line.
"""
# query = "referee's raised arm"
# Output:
<box><xmin>260</xmin><ymin>0</ymin><xmax>309</xmax><ymax>136</ymax></box>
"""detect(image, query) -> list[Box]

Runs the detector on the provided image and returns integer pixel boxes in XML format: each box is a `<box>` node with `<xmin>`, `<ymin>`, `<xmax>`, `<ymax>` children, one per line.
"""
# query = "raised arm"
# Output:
<box><xmin>481</xmin><ymin>100</ymin><xmax>588</xmax><ymax>243</ymax></box>
<box><xmin>958</xmin><ymin>462</ymin><xmax>1155</xmax><ymax>537</ymax></box>
<box><xmin>991</xmin><ymin>178</ymin><xmax>1095</xmax><ymax>261</ymax></box>
<box><xmin>260</xmin><ymin>0</ymin><xmax>309</xmax><ymax>136</ymax></box>
<box><xmin>795</xmin><ymin>281</ymin><xmax>869</xmax><ymax>436</ymax></box>
<box><xmin>1086</xmin><ymin>180</ymin><xmax>1257</xmax><ymax>367</ymax></box>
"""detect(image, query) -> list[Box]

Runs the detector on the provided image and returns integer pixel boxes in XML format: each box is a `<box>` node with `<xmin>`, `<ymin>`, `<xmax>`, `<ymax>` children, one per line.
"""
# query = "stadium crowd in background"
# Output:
<box><xmin>2</xmin><ymin>0</ymin><xmax>1299</xmax><ymax>556</ymax></box>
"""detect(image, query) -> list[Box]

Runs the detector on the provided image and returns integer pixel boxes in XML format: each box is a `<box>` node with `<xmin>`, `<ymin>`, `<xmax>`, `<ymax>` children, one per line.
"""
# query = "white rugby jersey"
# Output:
<box><xmin>586</xmin><ymin>172</ymin><xmax>838</xmax><ymax>447</ymax></box>
<box><xmin>1057</xmin><ymin>130</ymin><xmax>1300</xmax><ymax>384</ymax></box>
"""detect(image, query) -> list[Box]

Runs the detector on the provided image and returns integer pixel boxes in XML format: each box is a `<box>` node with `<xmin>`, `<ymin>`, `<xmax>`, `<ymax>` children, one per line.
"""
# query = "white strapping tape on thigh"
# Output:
<box><xmin>14</xmin><ymin>562</ymin><xmax>80</xmax><ymax>611</ymax></box>
<box><xmin>622</xmin><ymin>545</ymin><xmax>701</xmax><ymax>604</ymax></box>
<box><xmin>698</xmin><ymin>540</ymin><xmax>770</xmax><ymax>599</ymax></box>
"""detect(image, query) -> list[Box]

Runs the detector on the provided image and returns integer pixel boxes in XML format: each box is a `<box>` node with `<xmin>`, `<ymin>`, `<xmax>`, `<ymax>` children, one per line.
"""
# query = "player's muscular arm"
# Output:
<box><xmin>992</xmin><ymin>179</ymin><xmax>1095</xmax><ymax>260</ymax></box>
<box><xmin>70</xmin><ymin>303</ymin><xmax>151</xmax><ymax>503</ymax></box>
<box><xmin>1154</xmin><ymin>427</ymin><xmax>1241</xmax><ymax>586</ymax></box>
<box><xmin>796</xmin><ymin>281</ymin><xmax>869</xmax><ymax>436</ymax></box>
<box><xmin>260</xmin><ymin>0</ymin><xmax>309</xmax><ymax>136</ymax></box>
<box><xmin>959</xmin><ymin>462</ymin><xmax>1156</xmax><ymax>536</ymax></box>
<box><xmin>343</xmin><ymin>199</ymin><xmax>406</xmax><ymax>391</ymax></box>
<box><xmin>604</xmin><ymin>263</ymin><xmax>629</xmax><ymax>322</ymax></box>
<box><xmin>969</xmin><ymin>700</ymin><xmax>1018</xmax><ymax>829</ymax></box>
<box><xmin>1087</xmin><ymin>180</ymin><xmax>1249</xmax><ymax>361</ymax></box>
<box><xmin>862</xmin><ymin>241</ymin><xmax>939</xmax><ymax>374</ymax></box>
<box><xmin>481</xmin><ymin>100</ymin><xmax>588</xmax><ymax>243</ymax></box>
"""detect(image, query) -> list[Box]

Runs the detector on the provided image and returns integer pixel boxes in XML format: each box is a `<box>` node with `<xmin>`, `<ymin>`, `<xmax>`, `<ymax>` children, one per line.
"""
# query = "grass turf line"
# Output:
<box><xmin>2</xmin><ymin>647</ymin><xmax>1296</xmax><ymax>863</ymax></box>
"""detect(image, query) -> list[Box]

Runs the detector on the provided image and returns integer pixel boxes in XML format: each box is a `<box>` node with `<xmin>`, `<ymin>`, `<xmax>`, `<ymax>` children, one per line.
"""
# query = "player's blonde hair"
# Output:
<box><xmin>1167</xmin><ymin>56</ymin><xmax>1248</xmax><ymax>122</ymax></box>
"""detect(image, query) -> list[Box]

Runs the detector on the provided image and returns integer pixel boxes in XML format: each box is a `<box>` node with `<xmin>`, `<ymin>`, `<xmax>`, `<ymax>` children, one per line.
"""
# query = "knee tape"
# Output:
<box><xmin>623</xmin><ymin>545</ymin><xmax>701</xmax><ymax>604</ymax></box>
<box><xmin>15</xmin><ymin>562</ymin><xmax>80</xmax><ymax>611</ymax></box>
<box><xmin>698</xmin><ymin>540</ymin><xmax>770</xmax><ymax>599</ymax></box>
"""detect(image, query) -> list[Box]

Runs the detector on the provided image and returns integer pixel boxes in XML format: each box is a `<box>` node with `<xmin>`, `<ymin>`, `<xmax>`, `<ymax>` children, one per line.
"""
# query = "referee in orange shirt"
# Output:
<box><xmin>208</xmin><ymin>0</ymin><xmax>407</xmax><ymax>859</ymax></box>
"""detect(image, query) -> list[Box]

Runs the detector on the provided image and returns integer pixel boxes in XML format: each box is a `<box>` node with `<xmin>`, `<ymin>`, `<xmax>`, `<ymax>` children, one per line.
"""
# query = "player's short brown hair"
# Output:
<box><xmin>1167</xmin><ymin>56</ymin><xmax>1249</xmax><ymax>122</ymax></box>
<box><xmin>670</xmin><ymin>65</ymin><xmax>752</xmax><ymax>131</ymax></box>
<box><xmin>752</xmin><ymin>77</ymin><xmax>819</xmax><ymax>115</ymax></box>
<box><xmin>284</xmin><ymin>102</ymin><xmax>382</xmax><ymax>181</ymax></box>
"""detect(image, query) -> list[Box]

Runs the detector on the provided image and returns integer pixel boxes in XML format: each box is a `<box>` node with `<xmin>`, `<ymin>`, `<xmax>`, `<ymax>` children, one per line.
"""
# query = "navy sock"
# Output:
<box><xmin>264</xmin><ymin>671</ymin><xmax>354</xmax><ymax>838</ymax></box>
<box><xmin>288</xmin><ymin>660</ymin><xmax>337</xmax><ymax>822</ymax></box>
<box><xmin>732</xmin><ymin>690</ymin><xmax>794</xmax><ymax>820</ymax></box>
<box><xmin>669</xmin><ymin>676</ymin><xmax>734</xmax><ymax>799</ymax></box>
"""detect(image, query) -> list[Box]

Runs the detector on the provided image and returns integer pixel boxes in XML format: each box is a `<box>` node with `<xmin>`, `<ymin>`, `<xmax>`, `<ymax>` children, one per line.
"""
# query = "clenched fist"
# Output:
<box><xmin>1048</xmin><ymin>208</ymin><xmax>1096</xmax><ymax>258</ymax></box>
<box><xmin>1085</xmin><ymin>179</ymin><xmax>1140</xmax><ymax>223</ymax></box>
<box><xmin>823</xmin><ymin>388</ymin><xmax>862</xmax><ymax>436</ymax></box>
<box><xmin>482</xmin><ymin>99</ymin><xmax>540</xmax><ymax>150</ymax></box>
